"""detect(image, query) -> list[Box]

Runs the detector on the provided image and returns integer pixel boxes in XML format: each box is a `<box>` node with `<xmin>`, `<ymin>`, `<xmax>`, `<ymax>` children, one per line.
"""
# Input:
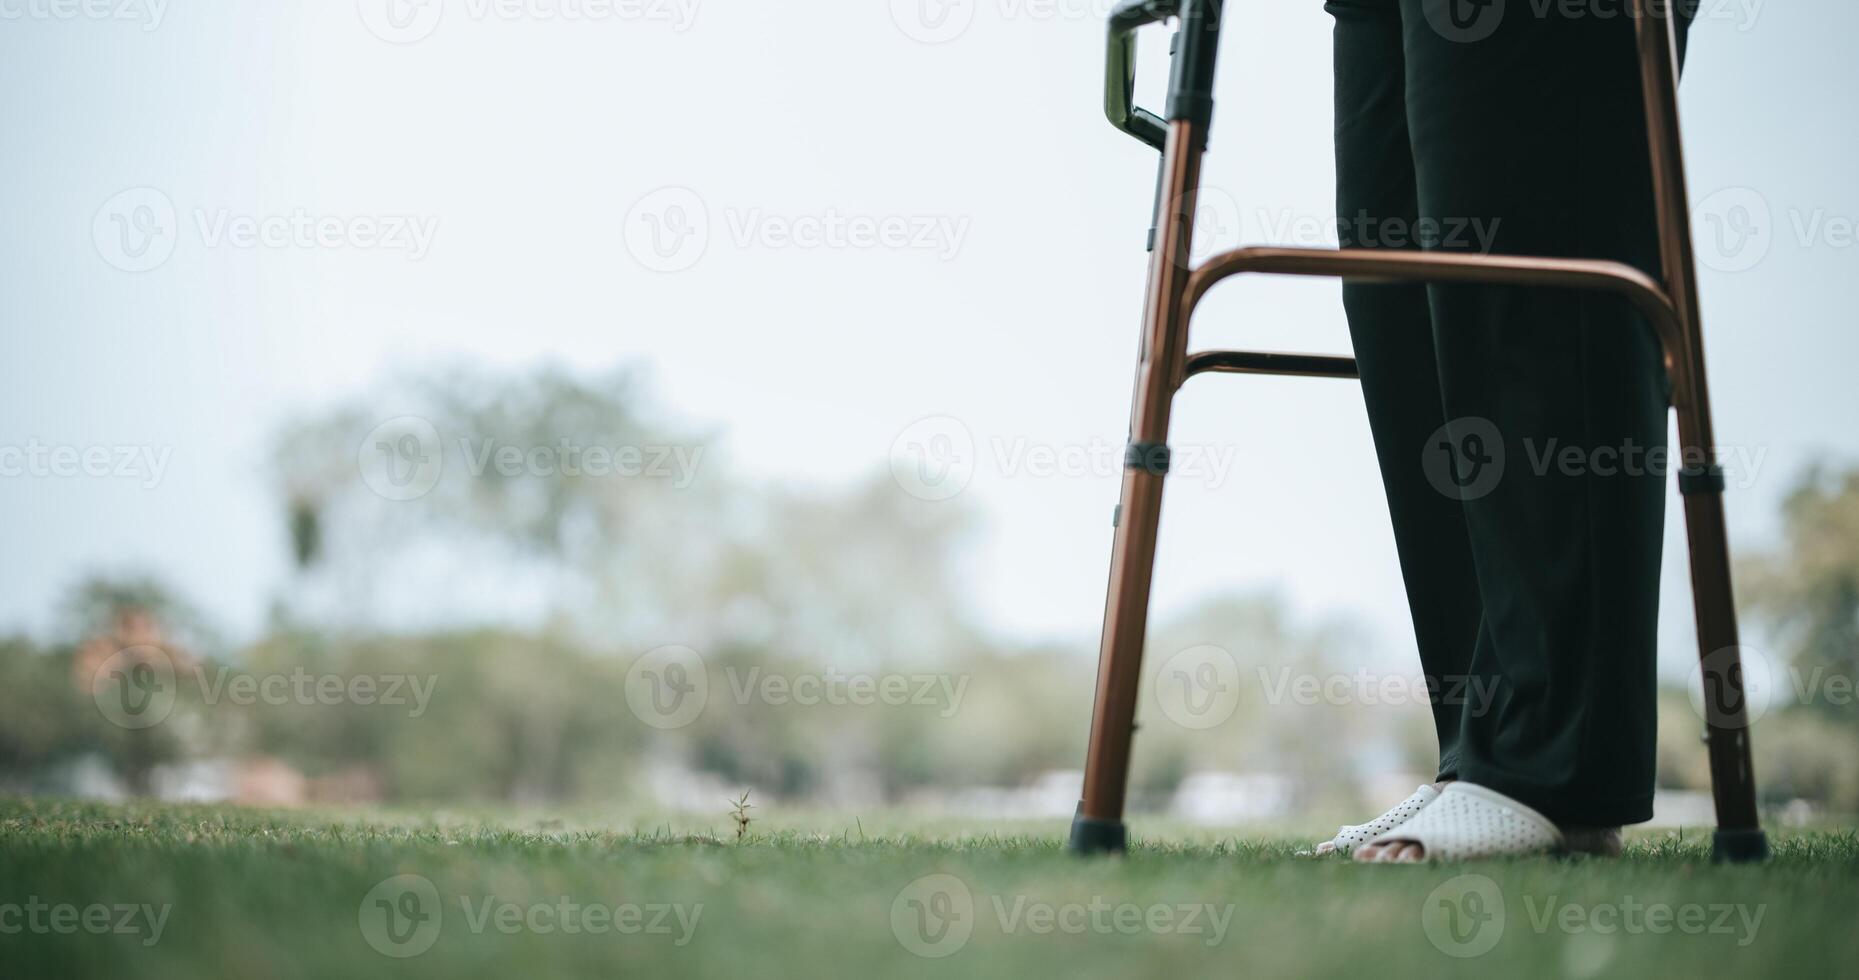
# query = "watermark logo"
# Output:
<box><xmin>891</xmin><ymin>874</ymin><xmax>1235</xmax><ymax>957</ymax></box>
<box><xmin>359</xmin><ymin>875</ymin><xmax>443</xmax><ymax>958</ymax></box>
<box><xmin>0</xmin><ymin>0</ymin><xmax>168</xmax><ymax>30</ymax></box>
<box><xmin>0</xmin><ymin>441</ymin><xmax>173</xmax><ymax>489</ymax></box>
<box><xmin>1523</xmin><ymin>894</ymin><xmax>1764</xmax><ymax>946</ymax></box>
<box><xmin>1186</xmin><ymin>188</ymin><xmax>1503</xmax><ymax>265</ymax></box>
<box><xmin>0</xmin><ymin>898</ymin><xmax>171</xmax><ymax>946</ymax></box>
<box><xmin>1256</xmin><ymin>667</ymin><xmax>1499</xmax><ymax>715</ymax></box>
<box><xmin>1422</xmin><ymin>874</ymin><xmax>1506</xmax><ymax>958</ymax></box>
<box><xmin>1693</xmin><ymin>187</ymin><xmax>1772</xmax><ymax>274</ymax></box>
<box><xmin>891</xmin><ymin>421</ymin><xmax>1240</xmax><ymax>499</ymax></box>
<box><xmin>94</xmin><ymin>189</ymin><xmax>438</xmax><ymax>271</ymax></box>
<box><xmin>625</xmin><ymin>186</ymin><xmax>711</xmax><ymax>273</ymax></box>
<box><xmin>889</xmin><ymin>0</ymin><xmax>976</xmax><ymax>44</ymax></box>
<box><xmin>624</xmin><ymin>648</ymin><xmax>970</xmax><ymax>728</ymax></box>
<box><xmin>622</xmin><ymin>188</ymin><xmax>970</xmax><ymax>272</ymax></box>
<box><xmin>1421</xmin><ymin>0</ymin><xmax>1505</xmax><ymax>43</ymax></box>
<box><xmin>625</xmin><ymin>645</ymin><xmax>710</xmax><ymax>729</ymax></box>
<box><xmin>1695</xmin><ymin>186</ymin><xmax>1859</xmax><ymax>274</ymax></box>
<box><xmin>891</xmin><ymin>416</ymin><xmax>976</xmax><ymax>502</ymax></box>
<box><xmin>359</xmin><ymin>0</ymin><xmax>699</xmax><ymax>43</ymax></box>
<box><xmin>1420</xmin><ymin>420</ymin><xmax>1767</xmax><ymax>498</ymax></box>
<box><xmin>1687</xmin><ymin>645</ymin><xmax>1775</xmax><ymax>728</ymax></box>
<box><xmin>891</xmin><ymin>874</ymin><xmax>976</xmax><ymax>958</ymax></box>
<box><xmin>991</xmin><ymin>436</ymin><xmax>1236</xmax><ymax>487</ymax></box>
<box><xmin>724</xmin><ymin>667</ymin><xmax>971</xmax><ymax>719</ymax></box>
<box><xmin>1422</xmin><ymin>875</ymin><xmax>1767</xmax><ymax>958</ymax></box>
<box><xmin>1420</xmin><ymin>0</ymin><xmax>1759</xmax><ymax>43</ymax></box>
<box><xmin>358</xmin><ymin>417</ymin><xmax>709</xmax><ymax>501</ymax></box>
<box><xmin>1422</xmin><ymin>417</ymin><xmax>1505</xmax><ymax>502</ymax></box>
<box><xmin>1154</xmin><ymin>645</ymin><xmax>1240</xmax><ymax>730</ymax></box>
<box><xmin>359</xmin><ymin>874</ymin><xmax>701</xmax><ymax>956</ymax></box>
<box><xmin>90</xmin><ymin>645</ymin><xmax>178</xmax><ymax>730</ymax></box>
<box><xmin>359</xmin><ymin>416</ymin><xmax>446</xmax><ymax>502</ymax></box>
<box><xmin>91</xmin><ymin>646</ymin><xmax>439</xmax><ymax>730</ymax></box>
<box><xmin>93</xmin><ymin>188</ymin><xmax>178</xmax><ymax>273</ymax></box>
<box><xmin>358</xmin><ymin>0</ymin><xmax>444</xmax><ymax>42</ymax></box>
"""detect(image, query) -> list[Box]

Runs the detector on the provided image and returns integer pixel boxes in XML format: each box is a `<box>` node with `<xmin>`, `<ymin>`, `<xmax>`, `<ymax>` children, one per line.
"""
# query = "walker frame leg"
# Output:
<box><xmin>1070</xmin><ymin>0</ymin><xmax>1765</xmax><ymax>862</ymax></box>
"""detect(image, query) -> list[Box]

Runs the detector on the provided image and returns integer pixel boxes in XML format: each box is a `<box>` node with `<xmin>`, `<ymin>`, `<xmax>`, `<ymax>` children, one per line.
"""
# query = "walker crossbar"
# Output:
<box><xmin>1069</xmin><ymin>0</ymin><xmax>1767</xmax><ymax>863</ymax></box>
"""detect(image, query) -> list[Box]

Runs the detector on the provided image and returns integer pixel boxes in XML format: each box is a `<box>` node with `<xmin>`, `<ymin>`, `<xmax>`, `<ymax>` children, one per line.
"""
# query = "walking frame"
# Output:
<box><xmin>1069</xmin><ymin>0</ymin><xmax>1768</xmax><ymax>863</ymax></box>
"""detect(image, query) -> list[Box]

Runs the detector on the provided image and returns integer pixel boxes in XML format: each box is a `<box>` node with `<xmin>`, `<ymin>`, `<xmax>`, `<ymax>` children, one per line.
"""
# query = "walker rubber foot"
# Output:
<box><xmin>1712</xmin><ymin>828</ymin><xmax>1768</xmax><ymax>864</ymax></box>
<box><xmin>1068</xmin><ymin>814</ymin><xmax>1128</xmax><ymax>855</ymax></box>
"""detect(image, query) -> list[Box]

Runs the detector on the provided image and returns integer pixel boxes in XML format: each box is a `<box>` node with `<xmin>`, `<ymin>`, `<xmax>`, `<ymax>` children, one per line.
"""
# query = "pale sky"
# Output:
<box><xmin>2</xmin><ymin>0</ymin><xmax>1854</xmax><ymax>678</ymax></box>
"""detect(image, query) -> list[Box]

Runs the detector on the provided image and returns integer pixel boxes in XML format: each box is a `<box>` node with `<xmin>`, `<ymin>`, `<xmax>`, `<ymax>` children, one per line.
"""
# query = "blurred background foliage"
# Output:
<box><xmin>2</xmin><ymin>363</ymin><xmax>1855</xmax><ymax>823</ymax></box>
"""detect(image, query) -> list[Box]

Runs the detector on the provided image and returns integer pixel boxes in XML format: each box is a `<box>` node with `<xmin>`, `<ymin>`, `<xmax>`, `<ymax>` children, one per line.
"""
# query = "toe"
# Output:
<box><xmin>1355</xmin><ymin>839</ymin><xmax>1424</xmax><ymax>863</ymax></box>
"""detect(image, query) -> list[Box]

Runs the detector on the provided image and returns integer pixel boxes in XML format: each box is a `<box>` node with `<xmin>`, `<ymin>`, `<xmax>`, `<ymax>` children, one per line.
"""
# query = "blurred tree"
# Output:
<box><xmin>61</xmin><ymin>574</ymin><xmax>210</xmax><ymax>650</ymax></box>
<box><xmin>63</xmin><ymin>575</ymin><xmax>209</xmax><ymax>794</ymax></box>
<box><xmin>265</xmin><ymin>362</ymin><xmax>983</xmax><ymax>657</ymax></box>
<box><xmin>1740</xmin><ymin>464</ymin><xmax>1859</xmax><ymax>720</ymax></box>
<box><xmin>0</xmin><ymin>635</ymin><xmax>88</xmax><ymax>788</ymax></box>
<box><xmin>270</xmin><ymin>364</ymin><xmax>719</xmax><ymax>640</ymax></box>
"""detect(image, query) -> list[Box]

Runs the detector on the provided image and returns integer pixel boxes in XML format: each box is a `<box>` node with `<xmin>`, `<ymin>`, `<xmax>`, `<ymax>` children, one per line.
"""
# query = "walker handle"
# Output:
<box><xmin>1106</xmin><ymin>0</ymin><xmax>1177</xmax><ymax>150</ymax></box>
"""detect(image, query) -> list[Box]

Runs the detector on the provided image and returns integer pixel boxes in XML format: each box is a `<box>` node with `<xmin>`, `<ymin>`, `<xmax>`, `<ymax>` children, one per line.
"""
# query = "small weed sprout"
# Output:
<box><xmin>730</xmin><ymin>791</ymin><xmax>754</xmax><ymax>841</ymax></box>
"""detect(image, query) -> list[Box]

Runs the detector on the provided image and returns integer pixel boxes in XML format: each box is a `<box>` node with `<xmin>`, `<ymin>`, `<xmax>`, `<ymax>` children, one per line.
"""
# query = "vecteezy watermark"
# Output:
<box><xmin>1186</xmin><ymin>188</ymin><xmax>1504</xmax><ymax>266</ymax></box>
<box><xmin>1422</xmin><ymin>417</ymin><xmax>1768</xmax><ymax>502</ymax></box>
<box><xmin>1688</xmin><ymin>645</ymin><xmax>1775</xmax><ymax>728</ymax></box>
<box><xmin>355</xmin><ymin>416</ymin><xmax>707</xmax><ymax>501</ymax></box>
<box><xmin>1420</xmin><ymin>0</ymin><xmax>1763</xmax><ymax>45</ymax></box>
<box><xmin>887</xmin><ymin>416</ymin><xmax>1242</xmax><ymax>502</ymax></box>
<box><xmin>89</xmin><ymin>645</ymin><xmax>438</xmax><ymax>730</ymax></box>
<box><xmin>1422</xmin><ymin>875</ymin><xmax>1508</xmax><ymax>958</ymax></box>
<box><xmin>624</xmin><ymin>645</ymin><xmax>709</xmax><ymax>730</ymax></box>
<box><xmin>93</xmin><ymin>188</ymin><xmax>438</xmax><ymax>272</ymax></box>
<box><xmin>358</xmin><ymin>0</ymin><xmax>700</xmax><ymax>44</ymax></box>
<box><xmin>0</xmin><ymin>440</ymin><xmax>172</xmax><ymax>489</ymax></box>
<box><xmin>1685</xmin><ymin>645</ymin><xmax>1859</xmax><ymax>729</ymax></box>
<box><xmin>1256</xmin><ymin>667</ymin><xmax>1499</xmax><ymax>715</ymax></box>
<box><xmin>92</xmin><ymin>188</ymin><xmax>177</xmax><ymax>272</ymax></box>
<box><xmin>1518</xmin><ymin>439</ymin><xmax>1768</xmax><ymax>491</ymax></box>
<box><xmin>623</xmin><ymin>645</ymin><xmax>971</xmax><ymax>730</ymax></box>
<box><xmin>1422</xmin><ymin>417</ymin><xmax>1507</xmax><ymax>502</ymax></box>
<box><xmin>0</xmin><ymin>898</ymin><xmax>171</xmax><ymax>947</ymax></box>
<box><xmin>358</xmin><ymin>874</ymin><xmax>701</xmax><ymax>958</ymax></box>
<box><xmin>989</xmin><ymin>436</ymin><xmax>1237</xmax><ymax>487</ymax></box>
<box><xmin>890</xmin><ymin>873</ymin><xmax>1235</xmax><ymax>958</ymax></box>
<box><xmin>889</xmin><ymin>416</ymin><xmax>975</xmax><ymax>502</ymax></box>
<box><xmin>890</xmin><ymin>0</ymin><xmax>1186</xmax><ymax>45</ymax></box>
<box><xmin>1693</xmin><ymin>186</ymin><xmax>1859</xmax><ymax>274</ymax></box>
<box><xmin>1153</xmin><ymin>645</ymin><xmax>1241</xmax><ymax>730</ymax></box>
<box><xmin>622</xmin><ymin>186</ymin><xmax>971</xmax><ymax>273</ymax></box>
<box><xmin>1693</xmin><ymin>187</ymin><xmax>1772</xmax><ymax>274</ymax></box>
<box><xmin>1422</xmin><ymin>874</ymin><xmax>1764</xmax><ymax>958</ymax></box>
<box><xmin>0</xmin><ymin>0</ymin><xmax>167</xmax><ymax>30</ymax></box>
<box><xmin>723</xmin><ymin>667</ymin><xmax>970</xmax><ymax>719</ymax></box>
<box><xmin>889</xmin><ymin>0</ymin><xmax>975</xmax><ymax>44</ymax></box>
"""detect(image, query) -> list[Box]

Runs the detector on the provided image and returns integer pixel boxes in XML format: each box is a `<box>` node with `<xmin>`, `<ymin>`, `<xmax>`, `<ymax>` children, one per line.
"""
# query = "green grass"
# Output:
<box><xmin>1</xmin><ymin>798</ymin><xmax>1855</xmax><ymax>979</ymax></box>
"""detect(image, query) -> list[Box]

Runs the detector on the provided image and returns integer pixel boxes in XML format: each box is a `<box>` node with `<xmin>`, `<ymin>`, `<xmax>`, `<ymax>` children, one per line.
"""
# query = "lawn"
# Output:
<box><xmin>0</xmin><ymin>798</ymin><xmax>1854</xmax><ymax>979</ymax></box>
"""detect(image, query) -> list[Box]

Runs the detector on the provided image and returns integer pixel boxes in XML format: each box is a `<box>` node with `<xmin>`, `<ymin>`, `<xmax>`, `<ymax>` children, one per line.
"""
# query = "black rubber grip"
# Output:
<box><xmin>1125</xmin><ymin>442</ymin><xmax>1171</xmax><ymax>475</ymax></box>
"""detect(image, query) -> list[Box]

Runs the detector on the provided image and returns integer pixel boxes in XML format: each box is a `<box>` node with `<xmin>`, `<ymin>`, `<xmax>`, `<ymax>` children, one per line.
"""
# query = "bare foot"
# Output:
<box><xmin>1354</xmin><ymin>780</ymin><xmax>1449</xmax><ymax>863</ymax></box>
<box><xmin>1311</xmin><ymin>783</ymin><xmax>1444</xmax><ymax>856</ymax></box>
<box><xmin>1354</xmin><ymin>814</ymin><xmax>1622</xmax><ymax>863</ymax></box>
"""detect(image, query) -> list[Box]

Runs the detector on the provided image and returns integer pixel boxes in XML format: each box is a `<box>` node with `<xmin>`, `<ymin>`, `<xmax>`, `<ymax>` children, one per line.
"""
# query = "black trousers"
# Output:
<box><xmin>1327</xmin><ymin>0</ymin><xmax>1690</xmax><ymax>826</ymax></box>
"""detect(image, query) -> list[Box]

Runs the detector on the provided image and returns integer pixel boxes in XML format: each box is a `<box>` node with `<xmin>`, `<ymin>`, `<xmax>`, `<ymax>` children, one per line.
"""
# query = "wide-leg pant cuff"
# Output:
<box><xmin>1453</xmin><ymin>765</ymin><xmax>1655</xmax><ymax>828</ymax></box>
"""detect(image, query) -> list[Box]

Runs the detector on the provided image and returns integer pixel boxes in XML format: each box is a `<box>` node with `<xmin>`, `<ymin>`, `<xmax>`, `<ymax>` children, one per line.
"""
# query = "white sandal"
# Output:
<box><xmin>1309</xmin><ymin>784</ymin><xmax>1441</xmax><ymax>855</ymax></box>
<box><xmin>1359</xmin><ymin>782</ymin><xmax>1562</xmax><ymax>862</ymax></box>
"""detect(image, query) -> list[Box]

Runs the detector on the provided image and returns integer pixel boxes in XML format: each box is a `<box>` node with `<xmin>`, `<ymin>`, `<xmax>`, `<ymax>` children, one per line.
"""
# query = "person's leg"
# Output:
<box><xmin>1387</xmin><ymin>0</ymin><xmax>1691</xmax><ymax>832</ymax></box>
<box><xmin>1328</xmin><ymin>0</ymin><xmax>1486</xmax><ymax>785</ymax></box>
